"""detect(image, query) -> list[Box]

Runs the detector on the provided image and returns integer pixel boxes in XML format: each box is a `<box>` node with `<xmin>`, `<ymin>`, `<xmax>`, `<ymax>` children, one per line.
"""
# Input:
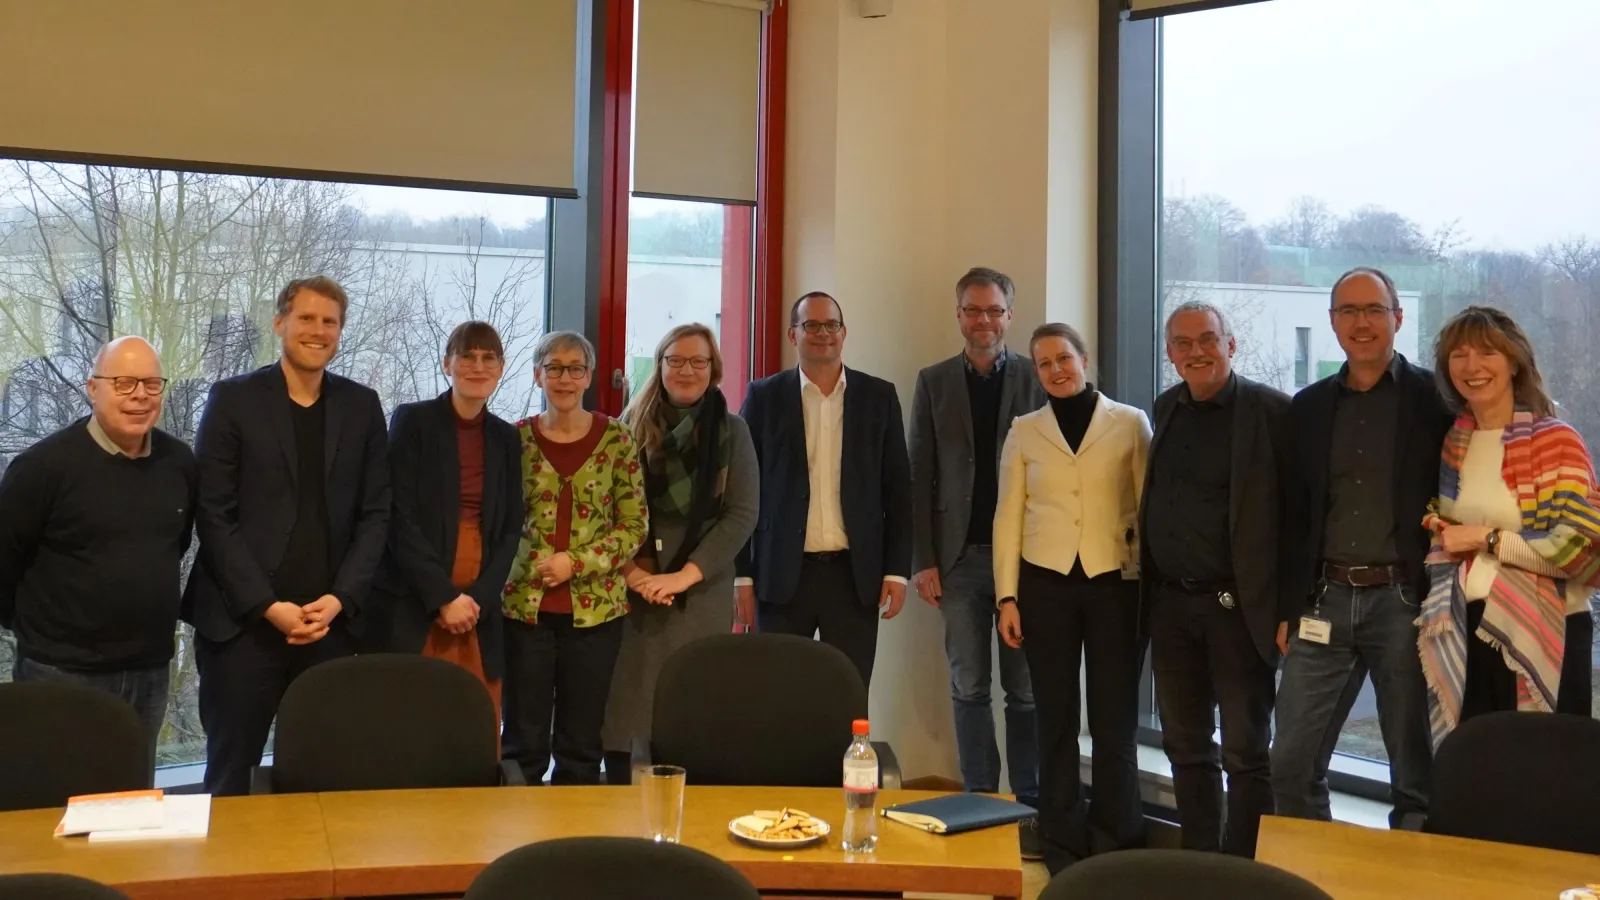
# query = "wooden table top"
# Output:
<box><xmin>0</xmin><ymin>795</ymin><xmax>333</xmax><ymax>900</ymax></box>
<box><xmin>1257</xmin><ymin>815</ymin><xmax>1600</xmax><ymax>900</ymax></box>
<box><xmin>318</xmin><ymin>786</ymin><xmax>1024</xmax><ymax>898</ymax></box>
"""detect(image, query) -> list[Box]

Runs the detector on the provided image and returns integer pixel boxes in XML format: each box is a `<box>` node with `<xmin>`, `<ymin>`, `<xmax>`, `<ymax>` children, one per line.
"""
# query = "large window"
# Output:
<box><xmin>0</xmin><ymin>160</ymin><xmax>549</xmax><ymax>767</ymax></box>
<box><xmin>1155</xmin><ymin>0</ymin><xmax>1600</xmax><ymax>766</ymax></box>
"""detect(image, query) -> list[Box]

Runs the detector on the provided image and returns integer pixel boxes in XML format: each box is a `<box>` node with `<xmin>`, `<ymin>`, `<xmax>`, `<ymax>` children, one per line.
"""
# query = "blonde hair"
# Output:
<box><xmin>1432</xmin><ymin>305</ymin><xmax>1554</xmax><ymax>417</ymax></box>
<box><xmin>621</xmin><ymin>323</ymin><xmax>724</xmax><ymax>454</ymax></box>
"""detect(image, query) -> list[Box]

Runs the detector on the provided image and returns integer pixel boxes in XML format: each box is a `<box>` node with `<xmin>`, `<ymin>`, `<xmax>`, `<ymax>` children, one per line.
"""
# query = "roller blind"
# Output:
<box><xmin>633</xmin><ymin>0</ymin><xmax>762</xmax><ymax>205</ymax></box>
<box><xmin>0</xmin><ymin>0</ymin><xmax>578</xmax><ymax>194</ymax></box>
<box><xmin>1127</xmin><ymin>0</ymin><xmax>1272</xmax><ymax>20</ymax></box>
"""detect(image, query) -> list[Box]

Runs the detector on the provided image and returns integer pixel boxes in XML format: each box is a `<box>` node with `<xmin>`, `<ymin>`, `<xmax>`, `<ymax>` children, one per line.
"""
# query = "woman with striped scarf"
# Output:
<box><xmin>1419</xmin><ymin>306</ymin><xmax>1600</xmax><ymax>749</ymax></box>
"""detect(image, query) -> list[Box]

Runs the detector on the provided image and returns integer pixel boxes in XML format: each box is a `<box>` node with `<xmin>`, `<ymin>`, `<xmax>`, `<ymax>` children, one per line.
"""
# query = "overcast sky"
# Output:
<box><xmin>1163</xmin><ymin>0</ymin><xmax>1600</xmax><ymax>251</ymax></box>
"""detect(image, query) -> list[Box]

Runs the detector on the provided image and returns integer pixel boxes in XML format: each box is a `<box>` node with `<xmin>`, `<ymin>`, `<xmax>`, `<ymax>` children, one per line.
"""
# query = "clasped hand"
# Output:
<box><xmin>265</xmin><ymin>594</ymin><xmax>342</xmax><ymax>645</ymax></box>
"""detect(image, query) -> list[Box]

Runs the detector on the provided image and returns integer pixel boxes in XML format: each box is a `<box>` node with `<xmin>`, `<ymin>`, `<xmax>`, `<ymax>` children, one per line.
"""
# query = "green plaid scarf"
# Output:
<box><xmin>646</xmin><ymin>388</ymin><xmax>732</xmax><ymax>526</ymax></box>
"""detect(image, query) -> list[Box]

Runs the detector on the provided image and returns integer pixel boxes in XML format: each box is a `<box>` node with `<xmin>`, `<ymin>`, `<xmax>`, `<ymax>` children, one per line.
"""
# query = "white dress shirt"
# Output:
<box><xmin>801</xmin><ymin>366</ymin><xmax>849</xmax><ymax>552</ymax></box>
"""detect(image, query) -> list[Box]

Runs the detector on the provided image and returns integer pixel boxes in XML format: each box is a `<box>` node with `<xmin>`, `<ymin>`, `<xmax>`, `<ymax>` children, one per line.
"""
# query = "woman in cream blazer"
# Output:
<box><xmin>995</xmin><ymin>322</ymin><xmax>1151</xmax><ymax>874</ymax></box>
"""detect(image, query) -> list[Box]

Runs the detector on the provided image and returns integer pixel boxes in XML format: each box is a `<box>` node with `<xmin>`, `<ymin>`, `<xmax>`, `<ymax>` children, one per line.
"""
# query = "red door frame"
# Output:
<box><xmin>597</xmin><ymin>0</ymin><xmax>787</xmax><ymax>415</ymax></box>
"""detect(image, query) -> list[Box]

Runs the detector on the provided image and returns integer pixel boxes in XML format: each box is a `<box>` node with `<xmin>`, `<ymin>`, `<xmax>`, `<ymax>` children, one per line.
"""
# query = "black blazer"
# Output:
<box><xmin>737</xmin><ymin>367</ymin><xmax>912</xmax><ymax>608</ymax></box>
<box><xmin>1280</xmin><ymin>353</ymin><xmax>1454</xmax><ymax>622</ymax></box>
<box><xmin>1139</xmin><ymin>375</ymin><xmax>1291</xmax><ymax>664</ymax></box>
<box><xmin>372</xmin><ymin>392</ymin><xmax>522</xmax><ymax>680</ymax></box>
<box><xmin>183</xmin><ymin>364</ymin><xmax>391</xmax><ymax>643</ymax></box>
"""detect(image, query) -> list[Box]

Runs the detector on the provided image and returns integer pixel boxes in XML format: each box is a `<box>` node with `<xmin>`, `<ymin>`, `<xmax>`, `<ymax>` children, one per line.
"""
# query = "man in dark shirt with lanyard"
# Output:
<box><xmin>185</xmin><ymin>276</ymin><xmax>390</xmax><ymax>795</ymax></box>
<box><xmin>0</xmin><ymin>337</ymin><xmax>196</xmax><ymax>777</ymax></box>
<box><xmin>1140</xmin><ymin>302</ymin><xmax>1289</xmax><ymax>857</ymax></box>
<box><xmin>1272</xmin><ymin>267</ymin><xmax>1453</xmax><ymax>828</ymax></box>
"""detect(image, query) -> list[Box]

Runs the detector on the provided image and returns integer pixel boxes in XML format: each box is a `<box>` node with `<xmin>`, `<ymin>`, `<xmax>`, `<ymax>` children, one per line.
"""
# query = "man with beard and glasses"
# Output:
<box><xmin>909</xmin><ymin>267</ymin><xmax>1046</xmax><ymax>859</ymax></box>
<box><xmin>1139</xmin><ymin>302</ymin><xmax>1289</xmax><ymax>857</ymax></box>
<box><xmin>185</xmin><ymin>275</ymin><xmax>391</xmax><ymax>795</ymax></box>
<box><xmin>736</xmin><ymin>292</ymin><xmax>911</xmax><ymax>687</ymax></box>
<box><xmin>1272</xmin><ymin>266</ymin><xmax>1453</xmax><ymax>828</ymax></box>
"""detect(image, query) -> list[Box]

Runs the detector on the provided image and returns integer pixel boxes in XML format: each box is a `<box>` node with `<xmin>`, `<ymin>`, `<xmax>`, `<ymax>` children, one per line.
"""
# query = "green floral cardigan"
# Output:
<box><xmin>503</xmin><ymin>416</ymin><xmax>648</xmax><ymax>627</ymax></box>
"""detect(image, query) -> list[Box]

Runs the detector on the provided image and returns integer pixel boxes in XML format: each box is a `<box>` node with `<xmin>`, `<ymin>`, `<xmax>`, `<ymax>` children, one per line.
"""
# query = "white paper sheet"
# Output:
<box><xmin>86</xmin><ymin>794</ymin><xmax>211</xmax><ymax>843</ymax></box>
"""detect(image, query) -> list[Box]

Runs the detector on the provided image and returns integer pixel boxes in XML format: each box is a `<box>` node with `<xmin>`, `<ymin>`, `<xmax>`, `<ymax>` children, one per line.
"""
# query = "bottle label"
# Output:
<box><xmin>843</xmin><ymin>761</ymin><xmax>878</xmax><ymax>792</ymax></box>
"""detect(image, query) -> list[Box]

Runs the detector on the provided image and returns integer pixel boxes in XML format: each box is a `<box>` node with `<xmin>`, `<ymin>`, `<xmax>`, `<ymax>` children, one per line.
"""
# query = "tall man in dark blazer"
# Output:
<box><xmin>736</xmin><ymin>292</ymin><xmax>912</xmax><ymax>686</ymax></box>
<box><xmin>909</xmin><ymin>267</ymin><xmax>1046</xmax><ymax>855</ymax></box>
<box><xmin>1271</xmin><ymin>266</ymin><xmax>1453</xmax><ymax>827</ymax></box>
<box><xmin>1139</xmin><ymin>302</ymin><xmax>1289</xmax><ymax>857</ymax></box>
<box><xmin>185</xmin><ymin>275</ymin><xmax>391</xmax><ymax>795</ymax></box>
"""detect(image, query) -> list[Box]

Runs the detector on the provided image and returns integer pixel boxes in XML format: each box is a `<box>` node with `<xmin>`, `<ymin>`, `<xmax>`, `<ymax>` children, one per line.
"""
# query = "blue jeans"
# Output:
<box><xmin>939</xmin><ymin>545</ymin><xmax>1039</xmax><ymax>806</ymax></box>
<box><xmin>1270</xmin><ymin>581</ymin><xmax>1431</xmax><ymax>827</ymax></box>
<box><xmin>13</xmin><ymin>656</ymin><xmax>168</xmax><ymax>775</ymax></box>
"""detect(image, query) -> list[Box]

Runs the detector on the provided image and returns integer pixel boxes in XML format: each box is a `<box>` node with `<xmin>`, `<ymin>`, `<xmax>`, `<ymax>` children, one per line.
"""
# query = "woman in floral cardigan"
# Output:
<box><xmin>501</xmin><ymin>330</ymin><xmax>647</xmax><ymax>785</ymax></box>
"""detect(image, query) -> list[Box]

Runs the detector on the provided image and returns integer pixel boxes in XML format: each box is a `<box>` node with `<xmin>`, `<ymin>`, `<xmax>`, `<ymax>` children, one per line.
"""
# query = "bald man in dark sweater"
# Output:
<box><xmin>0</xmin><ymin>337</ymin><xmax>196</xmax><ymax>775</ymax></box>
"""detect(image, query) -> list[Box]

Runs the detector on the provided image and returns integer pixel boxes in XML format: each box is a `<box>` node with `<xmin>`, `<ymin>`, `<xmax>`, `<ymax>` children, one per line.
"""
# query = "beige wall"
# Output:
<box><xmin>783</xmin><ymin>0</ymin><xmax>1101</xmax><ymax>782</ymax></box>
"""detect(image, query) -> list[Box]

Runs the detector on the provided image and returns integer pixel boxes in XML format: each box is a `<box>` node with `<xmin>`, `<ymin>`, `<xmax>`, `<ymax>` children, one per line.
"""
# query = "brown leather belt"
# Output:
<box><xmin>1322</xmin><ymin>561</ymin><xmax>1406</xmax><ymax>587</ymax></box>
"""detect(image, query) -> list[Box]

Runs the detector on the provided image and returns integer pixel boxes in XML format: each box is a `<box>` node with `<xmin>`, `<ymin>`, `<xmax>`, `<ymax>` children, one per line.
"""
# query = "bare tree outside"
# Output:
<box><xmin>0</xmin><ymin>162</ymin><xmax>549</xmax><ymax>765</ymax></box>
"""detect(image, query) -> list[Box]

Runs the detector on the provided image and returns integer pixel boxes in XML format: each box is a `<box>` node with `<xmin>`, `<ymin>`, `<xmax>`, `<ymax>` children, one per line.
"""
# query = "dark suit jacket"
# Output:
<box><xmin>371</xmin><ymin>392</ymin><xmax>522</xmax><ymax>680</ymax></box>
<box><xmin>183</xmin><ymin>364</ymin><xmax>392</xmax><ymax>643</ymax></box>
<box><xmin>909</xmin><ymin>348</ymin><xmax>1046</xmax><ymax>577</ymax></box>
<box><xmin>1139</xmin><ymin>375</ymin><xmax>1291</xmax><ymax>664</ymax></box>
<box><xmin>1281</xmin><ymin>353</ymin><xmax>1454</xmax><ymax>623</ymax></box>
<box><xmin>737</xmin><ymin>367</ymin><xmax>912</xmax><ymax>608</ymax></box>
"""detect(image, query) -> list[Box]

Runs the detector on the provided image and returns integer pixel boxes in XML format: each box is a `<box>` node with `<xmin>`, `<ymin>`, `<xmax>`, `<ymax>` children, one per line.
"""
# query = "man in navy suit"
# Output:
<box><xmin>736</xmin><ymin>292</ymin><xmax>912</xmax><ymax>686</ymax></box>
<box><xmin>185</xmin><ymin>276</ymin><xmax>391</xmax><ymax>795</ymax></box>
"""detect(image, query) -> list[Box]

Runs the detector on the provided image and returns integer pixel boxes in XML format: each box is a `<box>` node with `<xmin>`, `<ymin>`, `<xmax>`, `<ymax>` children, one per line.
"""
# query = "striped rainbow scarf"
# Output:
<box><xmin>1418</xmin><ymin>410</ymin><xmax>1600</xmax><ymax>748</ymax></box>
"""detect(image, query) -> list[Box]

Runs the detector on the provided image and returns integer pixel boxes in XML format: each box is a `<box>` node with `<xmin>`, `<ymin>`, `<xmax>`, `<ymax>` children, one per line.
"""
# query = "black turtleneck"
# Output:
<box><xmin>1048</xmin><ymin>385</ymin><xmax>1099</xmax><ymax>452</ymax></box>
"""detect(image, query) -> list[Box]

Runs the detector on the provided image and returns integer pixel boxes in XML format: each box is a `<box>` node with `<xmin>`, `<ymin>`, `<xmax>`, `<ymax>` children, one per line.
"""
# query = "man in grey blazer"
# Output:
<box><xmin>1138</xmin><ymin>300</ymin><xmax>1290</xmax><ymax>858</ymax></box>
<box><xmin>909</xmin><ymin>267</ymin><xmax>1047</xmax><ymax>859</ymax></box>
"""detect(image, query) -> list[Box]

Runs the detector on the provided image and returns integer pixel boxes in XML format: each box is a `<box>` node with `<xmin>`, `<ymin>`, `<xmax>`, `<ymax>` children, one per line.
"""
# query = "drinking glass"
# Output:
<box><xmin>642</xmin><ymin>764</ymin><xmax>686</xmax><ymax>842</ymax></box>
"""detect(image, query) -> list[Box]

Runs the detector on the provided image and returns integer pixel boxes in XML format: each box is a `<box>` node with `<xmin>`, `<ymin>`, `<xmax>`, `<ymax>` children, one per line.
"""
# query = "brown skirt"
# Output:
<box><xmin>422</xmin><ymin>517</ymin><xmax>502</xmax><ymax>728</ymax></box>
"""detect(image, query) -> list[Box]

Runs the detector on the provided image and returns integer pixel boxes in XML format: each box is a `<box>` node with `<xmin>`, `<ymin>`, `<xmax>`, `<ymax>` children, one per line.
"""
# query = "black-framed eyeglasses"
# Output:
<box><xmin>540</xmin><ymin>363</ymin><xmax>590</xmax><ymax>380</ymax></box>
<box><xmin>664</xmin><ymin>355</ymin><xmax>712</xmax><ymax>370</ymax></box>
<box><xmin>92</xmin><ymin>376</ymin><xmax>169</xmax><ymax>396</ymax></box>
<box><xmin>798</xmin><ymin>320</ymin><xmax>843</xmax><ymax>335</ymax></box>
<box><xmin>959</xmin><ymin>306</ymin><xmax>1010</xmax><ymax>320</ymax></box>
<box><xmin>1332</xmin><ymin>305</ymin><xmax>1394</xmax><ymax>321</ymax></box>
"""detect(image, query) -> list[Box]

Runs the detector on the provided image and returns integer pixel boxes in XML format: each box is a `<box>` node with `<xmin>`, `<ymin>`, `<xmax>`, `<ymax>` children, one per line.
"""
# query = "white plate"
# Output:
<box><xmin>728</xmin><ymin>815</ymin><xmax>832</xmax><ymax>848</ymax></box>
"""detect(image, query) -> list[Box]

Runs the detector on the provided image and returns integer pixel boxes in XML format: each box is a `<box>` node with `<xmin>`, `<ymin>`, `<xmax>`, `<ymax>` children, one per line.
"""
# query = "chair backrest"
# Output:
<box><xmin>1428</xmin><ymin>710</ymin><xmax>1600</xmax><ymax>854</ymax></box>
<box><xmin>462</xmin><ymin>837</ymin><xmax>760</xmax><ymax>900</ymax></box>
<box><xmin>271</xmin><ymin>653</ymin><xmax>500</xmax><ymax>794</ymax></box>
<box><xmin>0</xmin><ymin>682</ymin><xmax>149</xmax><ymax>812</ymax></box>
<box><xmin>0</xmin><ymin>873</ymin><xmax>131</xmax><ymax>899</ymax></box>
<box><xmin>1039</xmin><ymin>849</ymin><xmax>1334</xmax><ymax>900</ymax></box>
<box><xmin>651</xmin><ymin>634</ymin><xmax>865</xmax><ymax>787</ymax></box>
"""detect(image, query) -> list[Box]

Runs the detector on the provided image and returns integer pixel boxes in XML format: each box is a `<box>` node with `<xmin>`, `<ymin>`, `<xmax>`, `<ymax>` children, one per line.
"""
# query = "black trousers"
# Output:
<box><xmin>1462</xmin><ymin>601</ymin><xmax>1593</xmax><ymax>719</ymax></box>
<box><xmin>758</xmin><ymin>553</ymin><xmax>879</xmax><ymax>687</ymax></box>
<box><xmin>196</xmin><ymin>617</ymin><xmax>355</xmax><ymax>796</ymax></box>
<box><xmin>502</xmin><ymin>613</ymin><xmax>624</xmax><ymax>786</ymax></box>
<box><xmin>1149</xmin><ymin>584</ymin><xmax>1276</xmax><ymax>857</ymax></box>
<box><xmin>1016</xmin><ymin>561</ymin><xmax>1146</xmax><ymax>873</ymax></box>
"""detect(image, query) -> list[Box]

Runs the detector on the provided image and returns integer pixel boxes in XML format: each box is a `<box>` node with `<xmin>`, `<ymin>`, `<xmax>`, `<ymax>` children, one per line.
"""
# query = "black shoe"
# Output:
<box><xmin>1019</xmin><ymin>816</ymin><xmax>1044</xmax><ymax>861</ymax></box>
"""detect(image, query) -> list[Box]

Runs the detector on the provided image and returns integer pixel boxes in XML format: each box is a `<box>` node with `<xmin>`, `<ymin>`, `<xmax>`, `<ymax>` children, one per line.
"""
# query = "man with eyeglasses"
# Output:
<box><xmin>907</xmin><ymin>267</ymin><xmax>1045</xmax><ymax>856</ymax></box>
<box><xmin>1272</xmin><ymin>266</ymin><xmax>1453</xmax><ymax>828</ymax></box>
<box><xmin>185</xmin><ymin>275</ymin><xmax>391</xmax><ymax>795</ymax></box>
<box><xmin>0</xmin><ymin>337</ymin><xmax>196</xmax><ymax>777</ymax></box>
<box><xmin>1139</xmin><ymin>301</ymin><xmax>1289</xmax><ymax>857</ymax></box>
<box><xmin>736</xmin><ymin>291</ymin><xmax>912</xmax><ymax>686</ymax></box>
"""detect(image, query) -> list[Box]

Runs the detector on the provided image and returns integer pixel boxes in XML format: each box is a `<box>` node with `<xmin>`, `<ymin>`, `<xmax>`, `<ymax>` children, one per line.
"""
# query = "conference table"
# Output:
<box><xmin>1257</xmin><ymin>815</ymin><xmax>1600</xmax><ymax>900</ymax></box>
<box><xmin>0</xmin><ymin>786</ymin><xmax>1024</xmax><ymax>899</ymax></box>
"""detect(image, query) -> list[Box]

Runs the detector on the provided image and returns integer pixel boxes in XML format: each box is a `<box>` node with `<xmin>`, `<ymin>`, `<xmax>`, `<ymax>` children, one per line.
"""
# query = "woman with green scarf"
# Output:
<box><xmin>602</xmin><ymin>323</ymin><xmax>759</xmax><ymax>783</ymax></box>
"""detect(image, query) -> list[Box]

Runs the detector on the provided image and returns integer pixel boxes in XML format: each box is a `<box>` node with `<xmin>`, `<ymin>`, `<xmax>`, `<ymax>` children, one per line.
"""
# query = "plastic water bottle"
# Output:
<box><xmin>841</xmin><ymin>718</ymin><xmax>879</xmax><ymax>853</ymax></box>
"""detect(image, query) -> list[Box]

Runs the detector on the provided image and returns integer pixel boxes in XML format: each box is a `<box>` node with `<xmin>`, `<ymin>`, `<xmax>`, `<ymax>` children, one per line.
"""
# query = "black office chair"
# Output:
<box><xmin>0</xmin><ymin>873</ymin><xmax>130</xmax><ymax>899</ymax></box>
<box><xmin>462</xmin><ymin>837</ymin><xmax>760</xmax><ymax>900</ymax></box>
<box><xmin>648</xmin><ymin>634</ymin><xmax>900</xmax><ymax>788</ymax></box>
<box><xmin>251</xmin><ymin>653</ymin><xmax>522</xmax><ymax>794</ymax></box>
<box><xmin>1039</xmin><ymin>849</ymin><xmax>1334</xmax><ymax>900</ymax></box>
<box><xmin>0</xmin><ymin>682</ymin><xmax>149</xmax><ymax>812</ymax></box>
<box><xmin>1421</xmin><ymin>710</ymin><xmax>1600</xmax><ymax>854</ymax></box>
